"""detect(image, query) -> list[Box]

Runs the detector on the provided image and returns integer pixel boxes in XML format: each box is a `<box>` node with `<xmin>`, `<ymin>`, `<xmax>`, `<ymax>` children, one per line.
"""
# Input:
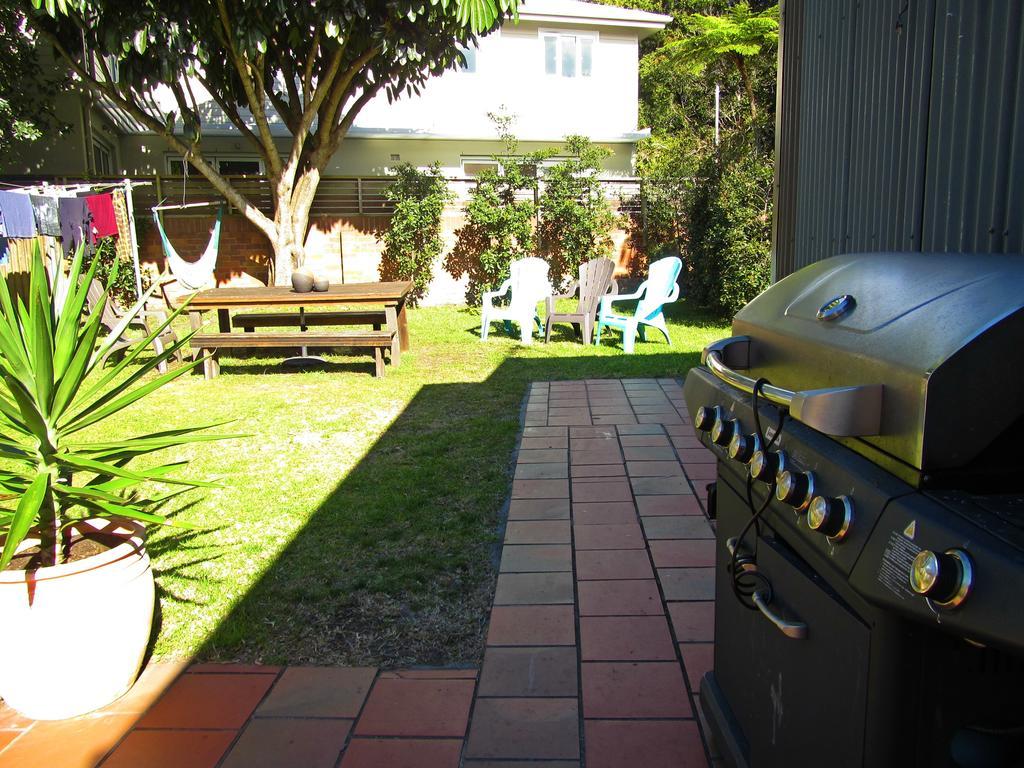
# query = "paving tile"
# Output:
<box><xmin>570</xmin><ymin>463</ymin><xmax>626</xmax><ymax>478</ymax></box>
<box><xmin>0</xmin><ymin>713</ymin><xmax>138</xmax><ymax>768</ymax></box>
<box><xmin>624</xmin><ymin>446</ymin><xmax>677</xmax><ymax>461</ymax></box>
<box><xmin>619</xmin><ymin>434</ymin><xmax>671</xmax><ymax>447</ymax></box>
<box><xmin>677</xmin><ymin>448</ymin><xmax>717</xmax><ymax>464</ymax></box>
<box><xmin>511</xmin><ymin>478</ymin><xmax>570</xmax><ymax>500</ymax></box>
<box><xmin>573</xmin><ymin>523</ymin><xmax>645</xmax><ymax>550</ymax></box>
<box><xmin>514</xmin><ymin>462</ymin><xmax>569</xmax><ymax>480</ymax></box>
<box><xmin>570</xmin><ymin>449</ymin><xmax>625</xmax><ymax>466</ymax></box>
<box><xmin>478</xmin><ymin>647</ymin><xmax>578</xmax><ymax>697</ymax></box>
<box><xmin>487</xmin><ymin>605</ymin><xmax>576</xmax><ymax>646</ymax></box>
<box><xmin>585</xmin><ymin>720</ymin><xmax>708</xmax><ymax>768</ymax></box>
<box><xmin>508</xmin><ymin>498</ymin><xmax>571</xmax><ymax>521</ymax></box>
<box><xmin>494</xmin><ymin>572</ymin><xmax>575</xmax><ymax>605</ymax></box>
<box><xmin>520</xmin><ymin>435</ymin><xmax>569</xmax><ymax>450</ymax></box>
<box><xmin>627</xmin><ymin>460</ymin><xmax>685</xmax><ymax>477</ymax></box>
<box><xmin>659</xmin><ymin>568</ymin><xmax>715</xmax><ymax>601</ymax></box>
<box><xmin>187</xmin><ymin>663</ymin><xmax>279</xmax><ymax>675</ymax></box>
<box><xmin>680</xmin><ymin>643</ymin><xmax>714</xmax><ymax>690</ymax></box>
<box><xmin>354</xmin><ymin>678</ymin><xmax>475</xmax><ymax>737</ymax></box>
<box><xmin>548</xmin><ymin>397</ymin><xmax>589</xmax><ymax>407</ymax></box>
<box><xmin>650</xmin><ymin>539</ymin><xmax>716</xmax><ymax>568</ymax></box>
<box><xmin>340</xmin><ymin>738</ymin><xmax>463</xmax><ymax>768</ymax></box>
<box><xmin>378</xmin><ymin>669</ymin><xmax>477</xmax><ymax>680</ymax></box>
<box><xmin>255</xmin><ymin>667</ymin><xmax>376</xmax><ymax>718</ymax></box>
<box><xmin>592</xmin><ymin>413</ymin><xmax>638</xmax><ymax>426</ymax></box>
<box><xmin>524</xmin><ymin>416</ymin><xmax>548</xmax><ymax>426</ymax></box>
<box><xmin>637</xmin><ymin>413</ymin><xmax>685</xmax><ymax>425</ymax></box>
<box><xmin>631</xmin><ymin>476</ymin><xmax>692</xmax><ymax>496</ymax></box>
<box><xmin>572</xmin><ymin>501</ymin><xmax>637</xmax><ymax>525</ymax></box>
<box><xmin>220</xmin><ymin>718</ymin><xmax>352</xmax><ymax>768</ymax></box>
<box><xmin>637</xmin><ymin>495</ymin><xmax>702</xmax><ymax>516</ymax></box>
<box><xmin>671</xmin><ymin>435</ymin><xmax>705</xmax><ymax>450</ymax></box>
<box><xmin>499</xmin><ymin>545</ymin><xmax>572</xmax><ymax>573</ymax></box>
<box><xmin>523</xmin><ymin>426</ymin><xmax>566</xmax><ymax>437</ymax></box>
<box><xmin>0</xmin><ymin>731</ymin><xmax>20</xmax><ymax>752</ymax></box>
<box><xmin>575</xmin><ymin>549</ymin><xmax>655</xmax><ymax>580</ymax></box>
<box><xmin>580</xmin><ymin>616</ymin><xmax>676</xmax><ymax>661</ymax></box>
<box><xmin>517</xmin><ymin>448</ymin><xmax>567</xmax><ymax>464</ymax></box>
<box><xmin>572</xmin><ymin>438</ymin><xmax>619</xmax><ymax>451</ymax></box>
<box><xmin>642</xmin><ymin>516</ymin><xmax>714</xmax><ymax>540</ymax></box>
<box><xmin>578</xmin><ymin>579</ymin><xmax>663</xmax><ymax>616</ymax></box>
<box><xmin>0</xmin><ymin>702</ymin><xmax>33</xmax><ymax>730</ymax></box>
<box><xmin>570</xmin><ymin>426</ymin><xmax>616</xmax><ymax>438</ymax></box>
<box><xmin>668</xmin><ymin>602</ymin><xmax>715</xmax><ymax>642</ymax></box>
<box><xmin>90</xmin><ymin>662</ymin><xmax>189</xmax><ymax>716</ymax></box>
<box><xmin>571</xmin><ymin>479</ymin><xmax>632</xmax><ymax>503</ymax></box>
<box><xmin>684</xmin><ymin>463</ymin><xmax>718</xmax><ymax>481</ymax></box>
<box><xmin>589</xmin><ymin>404</ymin><xmax>635</xmax><ymax>415</ymax></box>
<box><xmin>582</xmin><ymin>662</ymin><xmax>691</xmax><ymax>718</ymax></box>
<box><xmin>505</xmin><ymin>520</ymin><xmax>571</xmax><ymax>544</ymax></box>
<box><xmin>101</xmin><ymin>729</ymin><xmax>236</xmax><ymax>768</ymax></box>
<box><xmin>464</xmin><ymin>698</ymin><xmax>579</xmax><ymax>760</ymax></box>
<box><xmin>549</xmin><ymin>415</ymin><xmax>593</xmax><ymax>426</ymax></box>
<box><xmin>464</xmin><ymin>762</ymin><xmax>579</xmax><ymax>768</ymax></box>
<box><xmin>138</xmin><ymin>672</ymin><xmax>276</xmax><ymax>729</ymax></box>
<box><xmin>617</xmin><ymin>423</ymin><xmax>666</xmax><ymax>435</ymax></box>
<box><xmin>549</xmin><ymin>408</ymin><xmax>592</xmax><ymax>420</ymax></box>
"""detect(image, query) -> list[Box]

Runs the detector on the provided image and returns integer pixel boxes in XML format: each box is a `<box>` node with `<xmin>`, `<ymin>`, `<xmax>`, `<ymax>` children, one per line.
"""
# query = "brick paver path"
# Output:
<box><xmin>0</xmin><ymin>378</ymin><xmax>719</xmax><ymax>768</ymax></box>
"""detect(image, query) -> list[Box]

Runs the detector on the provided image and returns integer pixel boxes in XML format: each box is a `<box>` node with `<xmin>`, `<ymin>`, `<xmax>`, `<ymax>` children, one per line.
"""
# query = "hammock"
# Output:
<box><xmin>151</xmin><ymin>204</ymin><xmax>223</xmax><ymax>290</ymax></box>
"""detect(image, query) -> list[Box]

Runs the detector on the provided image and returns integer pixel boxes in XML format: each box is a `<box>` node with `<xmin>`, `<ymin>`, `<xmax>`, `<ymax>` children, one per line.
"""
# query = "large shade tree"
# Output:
<box><xmin>23</xmin><ymin>0</ymin><xmax>517</xmax><ymax>284</ymax></box>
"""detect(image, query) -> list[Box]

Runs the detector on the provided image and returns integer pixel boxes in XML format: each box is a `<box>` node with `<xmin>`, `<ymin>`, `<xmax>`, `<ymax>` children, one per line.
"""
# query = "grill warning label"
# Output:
<box><xmin>878</xmin><ymin>529</ymin><xmax>922</xmax><ymax>600</ymax></box>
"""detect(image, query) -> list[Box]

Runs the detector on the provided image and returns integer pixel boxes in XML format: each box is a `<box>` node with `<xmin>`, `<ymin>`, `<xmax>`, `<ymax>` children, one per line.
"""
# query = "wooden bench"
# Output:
<box><xmin>190</xmin><ymin>330</ymin><xmax>396</xmax><ymax>378</ymax></box>
<box><xmin>232</xmin><ymin>310</ymin><xmax>386</xmax><ymax>332</ymax></box>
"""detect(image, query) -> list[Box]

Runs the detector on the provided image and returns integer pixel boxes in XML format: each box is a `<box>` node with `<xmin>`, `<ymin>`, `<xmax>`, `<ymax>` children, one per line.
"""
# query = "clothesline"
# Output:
<box><xmin>0</xmin><ymin>180</ymin><xmax>153</xmax><ymax>195</ymax></box>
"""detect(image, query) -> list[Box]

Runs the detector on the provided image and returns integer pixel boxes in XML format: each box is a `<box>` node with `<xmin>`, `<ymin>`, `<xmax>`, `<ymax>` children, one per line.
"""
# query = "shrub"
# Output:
<box><xmin>379</xmin><ymin>163</ymin><xmax>454</xmax><ymax>305</ymax></box>
<box><xmin>87</xmin><ymin>236</ymin><xmax>147</xmax><ymax>311</ymax></box>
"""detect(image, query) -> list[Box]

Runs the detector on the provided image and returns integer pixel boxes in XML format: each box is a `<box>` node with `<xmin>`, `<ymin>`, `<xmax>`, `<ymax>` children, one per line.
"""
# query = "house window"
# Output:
<box><xmin>462</xmin><ymin>158</ymin><xmax>500</xmax><ymax>177</ymax></box>
<box><xmin>93</xmin><ymin>136</ymin><xmax>114</xmax><ymax>175</ymax></box>
<box><xmin>166</xmin><ymin>155</ymin><xmax>264</xmax><ymax>175</ymax></box>
<box><xmin>542</xmin><ymin>32</ymin><xmax>594</xmax><ymax>78</ymax></box>
<box><xmin>457</xmin><ymin>44</ymin><xmax>477</xmax><ymax>73</ymax></box>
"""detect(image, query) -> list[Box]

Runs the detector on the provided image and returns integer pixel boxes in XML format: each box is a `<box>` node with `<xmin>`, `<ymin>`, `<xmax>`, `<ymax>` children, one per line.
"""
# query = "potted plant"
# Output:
<box><xmin>0</xmin><ymin>244</ymin><xmax>230</xmax><ymax>720</ymax></box>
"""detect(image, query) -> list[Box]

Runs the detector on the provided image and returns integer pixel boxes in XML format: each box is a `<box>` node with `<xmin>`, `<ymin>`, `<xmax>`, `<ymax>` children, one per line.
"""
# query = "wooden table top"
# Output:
<box><xmin>188</xmin><ymin>281</ymin><xmax>414</xmax><ymax>309</ymax></box>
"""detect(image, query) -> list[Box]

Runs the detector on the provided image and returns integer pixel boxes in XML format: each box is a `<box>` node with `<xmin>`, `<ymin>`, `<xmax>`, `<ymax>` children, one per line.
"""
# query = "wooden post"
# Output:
<box><xmin>123</xmin><ymin>179</ymin><xmax>144</xmax><ymax>301</ymax></box>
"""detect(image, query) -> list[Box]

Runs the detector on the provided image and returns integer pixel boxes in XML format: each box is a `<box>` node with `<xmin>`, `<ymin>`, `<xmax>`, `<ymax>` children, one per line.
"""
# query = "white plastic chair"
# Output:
<box><xmin>594</xmin><ymin>256</ymin><xmax>682</xmax><ymax>353</ymax></box>
<box><xmin>480</xmin><ymin>257</ymin><xmax>552</xmax><ymax>345</ymax></box>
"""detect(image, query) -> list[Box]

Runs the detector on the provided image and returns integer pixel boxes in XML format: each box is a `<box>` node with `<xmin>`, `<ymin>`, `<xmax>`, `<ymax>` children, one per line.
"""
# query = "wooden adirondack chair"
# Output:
<box><xmin>594</xmin><ymin>256</ymin><xmax>682</xmax><ymax>353</ymax></box>
<box><xmin>544</xmin><ymin>257</ymin><xmax>618</xmax><ymax>345</ymax></box>
<box><xmin>480</xmin><ymin>257</ymin><xmax>552</xmax><ymax>345</ymax></box>
<box><xmin>86</xmin><ymin>279</ymin><xmax>181</xmax><ymax>373</ymax></box>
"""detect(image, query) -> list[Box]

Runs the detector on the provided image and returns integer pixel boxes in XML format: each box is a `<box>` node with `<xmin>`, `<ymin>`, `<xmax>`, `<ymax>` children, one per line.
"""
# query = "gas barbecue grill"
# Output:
<box><xmin>683</xmin><ymin>252</ymin><xmax>1024</xmax><ymax>768</ymax></box>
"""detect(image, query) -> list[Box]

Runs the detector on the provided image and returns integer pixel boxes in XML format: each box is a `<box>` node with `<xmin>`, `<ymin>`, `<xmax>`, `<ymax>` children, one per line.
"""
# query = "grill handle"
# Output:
<box><xmin>753</xmin><ymin>591</ymin><xmax>808</xmax><ymax>640</ymax></box>
<box><xmin>701</xmin><ymin>336</ymin><xmax>884</xmax><ymax>437</ymax></box>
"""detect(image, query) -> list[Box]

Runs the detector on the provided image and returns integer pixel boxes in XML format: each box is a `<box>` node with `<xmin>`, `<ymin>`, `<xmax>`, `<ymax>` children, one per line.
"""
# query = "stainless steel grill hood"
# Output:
<box><xmin>705</xmin><ymin>252</ymin><xmax>1024</xmax><ymax>479</ymax></box>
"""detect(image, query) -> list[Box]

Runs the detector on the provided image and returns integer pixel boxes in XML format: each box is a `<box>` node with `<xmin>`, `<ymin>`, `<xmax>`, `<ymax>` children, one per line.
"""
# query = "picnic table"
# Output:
<box><xmin>187</xmin><ymin>281</ymin><xmax>413</xmax><ymax>378</ymax></box>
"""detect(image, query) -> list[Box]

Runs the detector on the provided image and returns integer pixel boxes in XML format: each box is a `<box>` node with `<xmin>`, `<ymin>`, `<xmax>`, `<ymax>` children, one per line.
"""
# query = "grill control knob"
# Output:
<box><xmin>728</xmin><ymin>432</ymin><xmax>762</xmax><ymax>464</ymax></box>
<box><xmin>749</xmin><ymin>450</ymin><xmax>787</xmax><ymax>483</ymax></box>
<box><xmin>910</xmin><ymin>549</ymin><xmax>974</xmax><ymax>608</ymax></box>
<box><xmin>775</xmin><ymin>470</ymin><xmax>815</xmax><ymax>511</ymax></box>
<box><xmin>807</xmin><ymin>495</ymin><xmax>853</xmax><ymax>540</ymax></box>
<box><xmin>711</xmin><ymin>415</ymin><xmax>737</xmax><ymax>446</ymax></box>
<box><xmin>695</xmin><ymin>405</ymin><xmax>720</xmax><ymax>432</ymax></box>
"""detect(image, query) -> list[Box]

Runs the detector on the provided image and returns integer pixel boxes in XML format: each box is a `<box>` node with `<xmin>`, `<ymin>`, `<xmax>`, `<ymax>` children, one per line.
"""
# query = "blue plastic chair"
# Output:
<box><xmin>594</xmin><ymin>256</ymin><xmax>682</xmax><ymax>353</ymax></box>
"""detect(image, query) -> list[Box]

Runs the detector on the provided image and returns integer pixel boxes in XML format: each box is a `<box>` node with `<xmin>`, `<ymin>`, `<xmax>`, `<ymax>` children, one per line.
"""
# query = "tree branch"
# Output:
<box><xmin>195</xmin><ymin>72</ymin><xmax>265</xmax><ymax>152</ymax></box>
<box><xmin>301</xmin><ymin>28</ymin><xmax>321</xmax><ymax>103</ymax></box>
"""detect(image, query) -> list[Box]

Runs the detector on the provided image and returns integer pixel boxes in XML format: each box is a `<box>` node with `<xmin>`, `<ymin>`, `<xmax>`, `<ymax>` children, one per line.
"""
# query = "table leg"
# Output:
<box><xmin>189</xmin><ymin>310</ymin><xmax>203</xmax><ymax>362</ymax></box>
<box><xmin>385</xmin><ymin>305</ymin><xmax>401</xmax><ymax>367</ymax></box>
<box><xmin>218</xmin><ymin>308</ymin><xmax>231</xmax><ymax>333</ymax></box>
<box><xmin>203</xmin><ymin>351</ymin><xmax>220</xmax><ymax>379</ymax></box>
<box><xmin>397</xmin><ymin>299</ymin><xmax>410</xmax><ymax>351</ymax></box>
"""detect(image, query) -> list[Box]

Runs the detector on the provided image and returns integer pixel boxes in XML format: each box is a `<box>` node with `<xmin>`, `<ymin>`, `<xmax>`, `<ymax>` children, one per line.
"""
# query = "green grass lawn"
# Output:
<box><xmin>92</xmin><ymin>300</ymin><xmax>727</xmax><ymax>667</ymax></box>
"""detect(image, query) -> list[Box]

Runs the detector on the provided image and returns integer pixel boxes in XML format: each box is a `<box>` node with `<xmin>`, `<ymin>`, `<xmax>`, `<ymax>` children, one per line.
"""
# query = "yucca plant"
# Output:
<box><xmin>0</xmin><ymin>243</ymin><xmax>228</xmax><ymax>570</ymax></box>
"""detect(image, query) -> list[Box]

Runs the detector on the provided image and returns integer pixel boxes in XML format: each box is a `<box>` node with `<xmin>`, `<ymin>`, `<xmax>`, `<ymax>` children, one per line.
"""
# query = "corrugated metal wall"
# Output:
<box><xmin>773</xmin><ymin>0</ymin><xmax>1024</xmax><ymax>279</ymax></box>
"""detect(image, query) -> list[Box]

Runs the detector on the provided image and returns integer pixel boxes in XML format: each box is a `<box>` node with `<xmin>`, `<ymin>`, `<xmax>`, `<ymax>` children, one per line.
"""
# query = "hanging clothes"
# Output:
<box><xmin>0</xmin><ymin>238</ymin><xmax>8</xmax><ymax>267</ymax></box>
<box><xmin>85</xmin><ymin>193</ymin><xmax>118</xmax><ymax>239</ymax></box>
<box><xmin>30</xmin><ymin>195</ymin><xmax>61</xmax><ymax>237</ymax></box>
<box><xmin>112</xmin><ymin>189</ymin><xmax>132</xmax><ymax>263</ymax></box>
<box><xmin>58</xmin><ymin>197</ymin><xmax>92</xmax><ymax>254</ymax></box>
<box><xmin>0</xmin><ymin>191</ymin><xmax>37</xmax><ymax>238</ymax></box>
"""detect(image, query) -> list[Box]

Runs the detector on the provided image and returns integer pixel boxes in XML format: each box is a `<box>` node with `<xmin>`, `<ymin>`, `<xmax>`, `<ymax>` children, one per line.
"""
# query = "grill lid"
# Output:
<box><xmin>726</xmin><ymin>252</ymin><xmax>1024</xmax><ymax>475</ymax></box>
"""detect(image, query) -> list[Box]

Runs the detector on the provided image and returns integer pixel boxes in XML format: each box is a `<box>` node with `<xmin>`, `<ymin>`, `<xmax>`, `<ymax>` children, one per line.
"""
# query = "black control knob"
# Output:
<box><xmin>749</xmin><ymin>449</ymin><xmax>787</xmax><ymax>483</ymax></box>
<box><xmin>694</xmin><ymin>405</ymin><xmax>720</xmax><ymax>432</ymax></box>
<box><xmin>807</xmin><ymin>495</ymin><xmax>853</xmax><ymax>540</ymax></box>
<box><xmin>728</xmin><ymin>432</ymin><xmax>762</xmax><ymax>464</ymax></box>
<box><xmin>711</xmin><ymin>415</ymin><xmax>737</xmax><ymax>446</ymax></box>
<box><xmin>775</xmin><ymin>470</ymin><xmax>815</xmax><ymax>510</ymax></box>
<box><xmin>910</xmin><ymin>549</ymin><xmax>973</xmax><ymax>608</ymax></box>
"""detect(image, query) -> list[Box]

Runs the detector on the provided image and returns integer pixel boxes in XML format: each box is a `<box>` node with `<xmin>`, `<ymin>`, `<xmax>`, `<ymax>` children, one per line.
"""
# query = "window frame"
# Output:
<box><xmin>92</xmin><ymin>135</ymin><xmax>114</xmax><ymax>175</ymax></box>
<box><xmin>539</xmin><ymin>29</ymin><xmax>597</xmax><ymax>79</ymax></box>
<box><xmin>165</xmin><ymin>154</ymin><xmax>266</xmax><ymax>176</ymax></box>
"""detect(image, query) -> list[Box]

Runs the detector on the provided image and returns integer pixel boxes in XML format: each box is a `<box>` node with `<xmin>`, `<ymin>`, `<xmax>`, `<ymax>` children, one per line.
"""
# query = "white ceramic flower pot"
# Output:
<box><xmin>0</xmin><ymin>518</ymin><xmax>155</xmax><ymax>720</ymax></box>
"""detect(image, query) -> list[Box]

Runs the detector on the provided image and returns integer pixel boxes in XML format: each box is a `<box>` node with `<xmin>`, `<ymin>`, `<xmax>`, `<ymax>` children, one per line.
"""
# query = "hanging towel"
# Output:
<box><xmin>30</xmin><ymin>195</ymin><xmax>61</xmax><ymax>236</ymax></box>
<box><xmin>85</xmin><ymin>193</ymin><xmax>118</xmax><ymax>239</ymax></box>
<box><xmin>58</xmin><ymin>197</ymin><xmax>92</xmax><ymax>254</ymax></box>
<box><xmin>0</xmin><ymin>191</ymin><xmax>37</xmax><ymax>238</ymax></box>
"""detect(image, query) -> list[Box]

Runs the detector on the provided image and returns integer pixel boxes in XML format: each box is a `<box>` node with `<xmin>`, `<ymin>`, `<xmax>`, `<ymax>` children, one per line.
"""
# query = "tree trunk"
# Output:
<box><xmin>733</xmin><ymin>54</ymin><xmax>757</xmax><ymax>119</ymax></box>
<box><xmin>268</xmin><ymin>166</ymin><xmax>323</xmax><ymax>286</ymax></box>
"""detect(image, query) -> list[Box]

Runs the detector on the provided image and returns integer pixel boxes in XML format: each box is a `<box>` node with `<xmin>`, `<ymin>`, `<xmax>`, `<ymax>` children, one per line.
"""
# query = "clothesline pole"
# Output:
<box><xmin>123</xmin><ymin>178</ymin><xmax>144</xmax><ymax>301</ymax></box>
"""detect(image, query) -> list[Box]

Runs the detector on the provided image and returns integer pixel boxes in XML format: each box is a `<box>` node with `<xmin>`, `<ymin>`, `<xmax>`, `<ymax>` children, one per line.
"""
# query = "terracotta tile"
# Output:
<box><xmin>137</xmin><ymin>673</ymin><xmax>276</xmax><ymax>729</ymax></box>
<box><xmin>637</xmin><ymin>495</ymin><xmax>702</xmax><ymax>516</ymax></box>
<box><xmin>582</xmin><ymin>662</ymin><xmax>691</xmax><ymax>718</ymax></box>
<box><xmin>619</xmin><ymin>435</ymin><xmax>671</xmax><ymax>447</ymax></box>
<box><xmin>220</xmin><ymin>718</ymin><xmax>351</xmax><ymax>768</ymax></box>
<box><xmin>549</xmin><ymin>407</ymin><xmax>591</xmax><ymax>420</ymax></box>
<box><xmin>573</xmin><ymin>523</ymin><xmax>645</xmax><ymax>550</ymax></box>
<box><xmin>572</xmin><ymin>501</ymin><xmax>637</xmax><ymax>525</ymax></box>
<box><xmin>188</xmin><ymin>663</ymin><xmax>281</xmax><ymax>674</ymax></box>
<box><xmin>585</xmin><ymin>720</ymin><xmax>707</xmax><ymax>768</ymax></box>
<box><xmin>340</xmin><ymin>738</ymin><xmax>463</xmax><ymax>768</ymax></box>
<box><xmin>520</xmin><ymin>435</ymin><xmax>569</xmax><ymax>450</ymax></box>
<box><xmin>659</xmin><ymin>568</ymin><xmax>715</xmax><ymax>601</ymax></box>
<box><xmin>628</xmin><ymin>460</ymin><xmax>685</xmax><ymax>477</ymax></box>
<box><xmin>668</xmin><ymin>602</ymin><xmax>715</xmax><ymax>642</ymax></box>
<box><xmin>0</xmin><ymin>714</ymin><xmax>139</xmax><ymax>768</ymax></box>
<box><xmin>684</xmin><ymin>463</ymin><xmax>718</xmax><ymax>481</ymax></box>
<box><xmin>631</xmin><ymin>476</ymin><xmax>692</xmax><ymax>496</ymax></box>
<box><xmin>465</xmin><ymin>698</ymin><xmax>579</xmax><ymax>760</ymax></box>
<box><xmin>549</xmin><ymin>415</ymin><xmax>593</xmax><ymax>427</ymax></box>
<box><xmin>570</xmin><ymin>463</ymin><xmax>626</xmax><ymax>478</ymax></box>
<box><xmin>354</xmin><ymin>678</ymin><xmax>474</xmax><ymax>737</ymax></box>
<box><xmin>680</xmin><ymin>643</ymin><xmax>714</xmax><ymax>690</ymax></box>
<box><xmin>255</xmin><ymin>667</ymin><xmax>376</xmax><ymax>718</ymax></box>
<box><xmin>623</xmin><ymin>446</ymin><xmax>677</xmax><ymax>461</ymax></box>
<box><xmin>511</xmin><ymin>479</ymin><xmax>570</xmax><ymax>500</ymax></box>
<box><xmin>592</xmin><ymin>413</ymin><xmax>638</xmax><ymax>426</ymax></box>
<box><xmin>494</xmin><ymin>572</ymin><xmax>575</xmax><ymax>605</ymax></box>
<box><xmin>637</xmin><ymin>413</ymin><xmax>684</xmax><ymax>425</ymax></box>
<box><xmin>523</xmin><ymin>426</ymin><xmax>566</xmax><ymax>437</ymax></box>
<box><xmin>100</xmin><ymin>729</ymin><xmax>236</xmax><ymax>768</ymax></box>
<box><xmin>617</xmin><ymin>424</ymin><xmax>666</xmax><ymax>435</ymax></box>
<box><xmin>514</xmin><ymin>463</ymin><xmax>569</xmax><ymax>480</ymax></box>
<box><xmin>505</xmin><ymin>520</ymin><xmax>571</xmax><ymax>544</ymax></box>
<box><xmin>677</xmin><ymin>448</ymin><xmax>717</xmax><ymax>464</ymax></box>
<box><xmin>580</xmin><ymin>616</ymin><xmax>676</xmax><ymax>661</ymax></box>
<box><xmin>0</xmin><ymin>731</ymin><xmax>21</xmax><ymax>753</ymax></box>
<box><xmin>0</xmin><ymin>703</ymin><xmax>34</xmax><ymax>730</ymax></box>
<box><xmin>499</xmin><ymin>545</ymin><xmax>572</xmax><ymax>573</ymax></box>
<box><xmin>517</xmin><ymin>448</ymin><xmax>567</xmax><ymax>464</ymax></box>
<box><xmin>569</xmin><ymin>426</ymin><xmax>616</xmax><ymax>438</ymax></box>
<box><xmin>570</xmin><ymin>449</ymin><xmax>625</xmax><ymax>466</ymax></box>
<box><xmin>379</xmin><ymin>669</ymin><xmax>477</xmax><ymax>680</ymax></box>
<box><xmin>478</xmin><ymin>647</ymin><xmax>578</xmax><ymax>697</ymax></box>
<box><xmin>589</xmin><ymin>404</ymin><xmax>634</xmax><ymax>415</ymax></box>
<box><xmin>487</xmin><ymin>606</ymin><xmax>576</xmax><ymax>646</ymax></box>
<box><xmin>508</xmin><ymin>498</ymin><xmax>570</xmax><ymax>521</ymax></box>
<box><xmin>642</xmin><ymin>516</ymin><xmax>714</xmax><ymax>540</ymax></box>
<box><xmin>572</xmin><ymin>438</ymin><xmax>618</xmax><ymax>451</ymax></box>
<box><xmin>577</xmin><ymin>580</ymin><xmax>663</xmax><ymax>616</ymax></box>
<box><xmin>650</xmin><ymin>539</ymin><xmax>716</xmax><ymax>568</ymax></box>
<box><xmin>575</xmin><ymin>549</ymin><xmax>655</xmax><ymax>580</ymax></box>
<box><xmin>100</xmin><ymin>662</ymin><xmax>190</xmax><ymax>715</ymax></box>
<box><xmin>572</xmin><ymin>479</ymin><xmax>632</xmax><ymax>502</ymax></box>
